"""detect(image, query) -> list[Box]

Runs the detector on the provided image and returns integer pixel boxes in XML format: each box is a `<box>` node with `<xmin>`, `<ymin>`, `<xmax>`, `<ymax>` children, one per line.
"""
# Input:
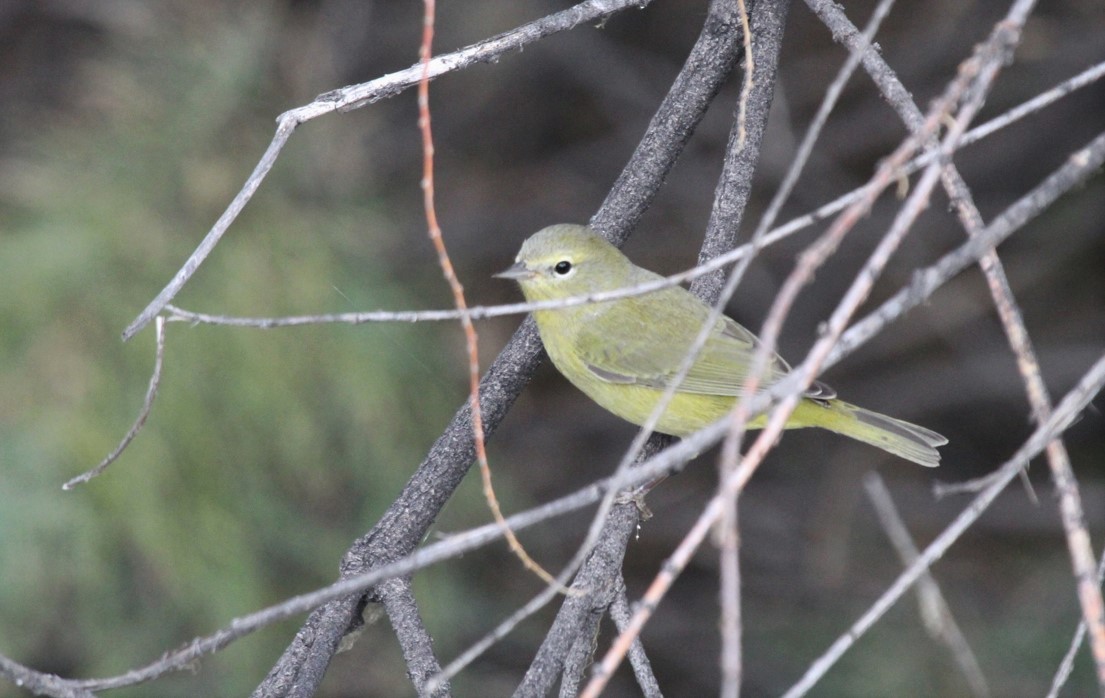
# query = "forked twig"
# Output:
<box><xmin>784</xmin><ymin>351</ymin><xmax>1105</xmax><ymax>697</ymax></box>
<box><xmin>9</xmin><ymin>129</ymin><xmax>1096</xmax><ymax>693</ymax></box>
<box><xmin>582</xmin><ymin>6</ymin><xmax>1037</xmax><ymax>692</ymax></box>
<box><xmin>812</xmin><ymin>0</ymin><xmax>1105</xmax><ymax>685</ymax></box>
<box><xmin>63</xmin><ymin>316</ymin><xmax>166</xmax><ymax>489</ymax></box>
<box><xmin>121</xmin><ymin>0</ymin><xmax>655</xmax><ymax>342</ymax></box>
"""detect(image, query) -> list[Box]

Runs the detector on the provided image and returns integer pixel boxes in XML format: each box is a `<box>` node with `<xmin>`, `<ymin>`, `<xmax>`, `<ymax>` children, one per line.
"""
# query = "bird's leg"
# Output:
<box><xmin>614</xmin><ymin>475</ymin><xmax>669</xmax><ymax>520</ymax></box>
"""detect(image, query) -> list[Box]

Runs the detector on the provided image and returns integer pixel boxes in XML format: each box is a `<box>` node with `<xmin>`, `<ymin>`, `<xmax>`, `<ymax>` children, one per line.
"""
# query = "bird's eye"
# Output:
<box><xmin>554</xmin><ymin>260</ymin><xmax>573</xmax><ymax>275</ymax></box>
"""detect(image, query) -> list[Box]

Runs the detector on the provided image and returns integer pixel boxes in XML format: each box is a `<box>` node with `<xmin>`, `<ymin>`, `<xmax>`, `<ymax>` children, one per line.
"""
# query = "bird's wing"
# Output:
<box><xmin>575</xmin><ymin>290</ymin><xmax>798</xmax><ymax>397</ymax></box>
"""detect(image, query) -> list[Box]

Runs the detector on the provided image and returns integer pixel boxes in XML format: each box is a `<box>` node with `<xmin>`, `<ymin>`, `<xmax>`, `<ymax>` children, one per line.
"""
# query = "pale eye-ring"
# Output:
<box><xmin>554</xmin><ymin>260</ymin><xmax>573</xmax><ymax>275</ymax></box>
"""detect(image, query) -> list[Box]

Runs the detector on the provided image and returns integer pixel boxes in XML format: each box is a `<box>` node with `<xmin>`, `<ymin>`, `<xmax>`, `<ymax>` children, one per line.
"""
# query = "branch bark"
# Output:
<box><xmin>521</xmin><ymin>0</ymin><xmax>791</xmax><ymax>693</ymax></box>
<box><xmin>256</xmin><ymin>0</ymin><xmax>751</xmax><ymax>694</ymax></box>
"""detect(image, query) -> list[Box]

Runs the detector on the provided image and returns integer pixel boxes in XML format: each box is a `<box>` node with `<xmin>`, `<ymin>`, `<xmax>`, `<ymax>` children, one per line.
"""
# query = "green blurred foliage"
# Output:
<box><xmin>0</xmin><ymin>5</ymin><xmax>493</xmax><ymax>696</ymax></box>
<box><xmin>1</xmin><ymin>1</ymin><xmax>1104</xmax><ymax>696</ymax></box>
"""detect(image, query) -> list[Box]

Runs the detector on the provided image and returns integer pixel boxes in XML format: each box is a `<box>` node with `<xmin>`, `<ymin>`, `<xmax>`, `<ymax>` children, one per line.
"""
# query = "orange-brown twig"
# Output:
<box><xmin>416</xmin><ymin>0</ymin><xmax>566</xmax><ymax>593</ymax></box>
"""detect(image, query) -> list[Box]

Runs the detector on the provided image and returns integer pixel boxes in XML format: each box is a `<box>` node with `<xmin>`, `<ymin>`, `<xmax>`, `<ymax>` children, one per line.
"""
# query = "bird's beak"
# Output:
<box><xmin>493</xmin><ymin>262</ymin><xmax>534</xmax><ymax>280</ymax></box>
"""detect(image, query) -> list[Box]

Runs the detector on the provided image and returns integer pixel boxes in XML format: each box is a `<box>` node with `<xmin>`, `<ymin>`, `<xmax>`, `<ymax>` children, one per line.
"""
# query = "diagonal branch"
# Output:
<box><xmin>379</xmin><ymin>577</ymin><xmax>449</xmax><ymax>697</ymax></box>
<box><xmin>63</xmin><ymin>317</ymin><xmax>167</xmax><ymax>488</ymax></box>
<box><xmin>863</xmin><ymin>473</ymin><xmax>990</xmax><ymax>697</ymax></box>
<box><xmin>609</xmin><ymin>579</ymin><xmax>663</xmax><ymax>697</ymax></box>
<box><xmin>122</xmin><ymin>0</ymin><xmax>656</xmax><ymax>341</ymax></box>
<box><xmin>23</xmin><ymin>120</ymin><xmax>1099</xmax><ymax>698</ymax></box>
<box><xmin>783</xmin><ymin>350</ymin><xmax>1105</xmax><ymax>697</ymax></box>
<box><xmin>518</xmin><ymin>0</ymin><xmax>790</xmax><ymax>693</ymax></box>
<box><xmin>585</xmin><ymin>6</ymin><xmax>1051</xmax><ymax>690</ymax></box>
<box><xmin>808</xmin><ymin>0</ymin><xmax>1105</xmax><ymax>685</ymax></box>
<box><xmin>258</xmin><ymin>1</ymin><xmax>746</xmax><ymax>694</ymax></box>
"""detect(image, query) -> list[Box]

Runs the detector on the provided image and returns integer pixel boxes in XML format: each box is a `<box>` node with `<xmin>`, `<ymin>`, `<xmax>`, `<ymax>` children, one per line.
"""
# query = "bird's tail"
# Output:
<box><xmin>791</xmin><ymin>399</ymin><xmax>947</xmax><ymax>467</ymax></box>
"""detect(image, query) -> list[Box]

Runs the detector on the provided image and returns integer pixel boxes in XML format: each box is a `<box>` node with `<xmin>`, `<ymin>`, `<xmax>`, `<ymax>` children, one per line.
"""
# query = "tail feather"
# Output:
<box><xmin>796</xmin><ymin>399</ymin><xmax>947</xmax><ymax>467</ymax></box>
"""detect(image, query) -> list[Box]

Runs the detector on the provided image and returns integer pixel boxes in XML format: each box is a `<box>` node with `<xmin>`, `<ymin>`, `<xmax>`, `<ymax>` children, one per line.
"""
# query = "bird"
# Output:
<box><xmin>495</xmin><ymin>223</ymin><xmax>947</xmax><ymax>467</ymax></box>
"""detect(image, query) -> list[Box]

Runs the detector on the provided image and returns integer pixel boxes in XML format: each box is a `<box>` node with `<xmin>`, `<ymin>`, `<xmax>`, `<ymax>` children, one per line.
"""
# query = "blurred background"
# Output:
<box><xmin>0</xmin><ymin>1</ymin><xmax>1102</xmax><ymax>696</ymax></box>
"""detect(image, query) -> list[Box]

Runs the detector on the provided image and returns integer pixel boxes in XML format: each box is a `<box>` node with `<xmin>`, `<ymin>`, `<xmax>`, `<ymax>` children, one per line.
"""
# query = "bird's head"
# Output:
<box><xmin>494</xmin><ymin>224</ymin><xmax>632</xmax><ymax>302</ymax></box>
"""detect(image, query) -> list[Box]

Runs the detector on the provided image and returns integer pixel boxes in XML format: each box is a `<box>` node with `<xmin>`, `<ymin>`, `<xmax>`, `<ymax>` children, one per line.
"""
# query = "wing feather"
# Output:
<box><xmin>574</xmin><ymin>286</ymin><xmax>794</xmax><ymax>397</ymax></box>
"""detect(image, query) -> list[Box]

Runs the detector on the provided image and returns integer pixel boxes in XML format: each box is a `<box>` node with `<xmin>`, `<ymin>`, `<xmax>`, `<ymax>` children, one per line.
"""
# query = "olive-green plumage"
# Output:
<box><xmin>497</xmin><ymin>224</ymin><xmax>947</xmax><ymax>467</ymax></box>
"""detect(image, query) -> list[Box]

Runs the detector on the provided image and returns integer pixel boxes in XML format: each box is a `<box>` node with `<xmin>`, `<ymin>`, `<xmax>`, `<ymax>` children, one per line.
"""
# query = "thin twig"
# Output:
<box><xmin>783</xmin><ymin>351</ymin><xmax>1105</xmax><ymax>698</ymax></box>
<box><xmin>583</xmin><ymin>11</ymin><xmax>1029</xmax><ymax>692</ymax></box>
<box><xmin>122</xmin><ymin>0</ymin><xmax>656</xmax><ymax>341</ymax></box>
<box><xmin>817</xmin><ymin>0</ymin><xmax>1105</xmax><ymax>683</ymax></box>
<box><xmin>416</xmin><ymin>0</ymin><xmax>564</xmax><ymax>596</ymax></box>
<box><xmin>42</xmin><ymin>119</ymin><xmax>1105</xmax><ymax>698</ymax></box>
<box><xmin>812</xmin><ymin>0</ymin><xmax>1042</xmax><ymax>504</ymax></box>
<box><xmin>373</xmin><ymin>9</ymin><xmax>457</xmax><ymax>697</ymax></box>
<box><xmin>743</xmin><ymin>0</ymin><xmax>898</xmax><ymax>268</ymax></box>
<box><xmin>609</xmin><ymin>579</ymin><xmax>663</xmax><ymax>698</ymax></box>
<box><xmin>151</xmin><ymin>57</ymin><xmax>1105</xmax><ymax>338</ymax></box>
<box><xmin>63</xmin><ymin>316</ymin><xmax>166</xmax><ymax>489</ymax></box>
<box><xmin>718</xmin><ymin>492</ymin><xmax>742</xmax><ymax>698</ymax></box>
<box><xmin>719</xmin><ymin>3</ymin><xmax>754</xmax><ymax>693</ymax></box>
<box><xmin>956</xmin><ymin>60</ymin><xmax>1105</xmax><ymax>148</ymax></box>
<box><xmin>1048</xmin><ymin>543</ymin><xmax>1105</xmax><ymax>698</ymax></box>
<box><xmin>716</xmin><ymin>2</ymin><xmax>898</xmax><ymax>693</ymax></box>
<box><xmin>832</xmin><ymin>130</ymin><xmax>1105</xmax><ymax>365</ymax></box>
<box><xmin>863</xmin><ymin>473</ymin><xmax>990</xmax><ymax>697</ymax></box>
<box><xmin>1044</xmin><ymin>432</ymin><xmax>1105</xmax><ymax>688</ymax></box>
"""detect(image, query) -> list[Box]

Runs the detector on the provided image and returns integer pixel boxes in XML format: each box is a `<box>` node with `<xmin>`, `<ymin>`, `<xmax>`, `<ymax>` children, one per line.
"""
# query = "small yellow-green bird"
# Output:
<box><xmin>496</xmin><ymin>224</ymin><xmax>946</xmax><ymax>467</ymax></box>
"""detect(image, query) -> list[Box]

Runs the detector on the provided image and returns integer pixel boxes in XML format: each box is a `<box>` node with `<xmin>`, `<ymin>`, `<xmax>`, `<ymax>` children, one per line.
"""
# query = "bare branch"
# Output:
<box><xmin>63</xmin><ymin>316</ymin><xmax>166</xmax><ymax>489</ymax></box>
<box><xmin>260</xmin><ymin>0</ymin><xmax>748</xmax><ymax>693</ymax></box>
<box><xmin>718</xmin><ymin>492</ymin><xmax>742</xmax><ymax>698</ymax></box>
<box><xmin>609</xmin><ymin>580</ymin><xmax>663</xmax><ymax>697</ymax></box>
<box><xmin>864</xmin><ymin>473</ymin><xmax>990</xmax><ymax>697</ymax></box>
<box><xmin>783</xmin><ymin>350</ymin><xmax>1105</xmax><ymax>698</ymax></box>
<box><xmin>814</xmin><ymin>2</ymin><xmax>1105</xmax><ymax>675</ymax></box>
<box><xmin>122</xmin><ymin>0</ymin><xmax>656</xmax><ymax>341</ymax></box>
<box><xmin>957</xmin><ymin>60</ymin><xmax>1105</xmax><ymax>147</ymax></box>
<box><xmin>155</xmin><ymin>54</ymin><xmax>1105</xmax><ymax>333</ymax></box>
<box><xmin>0</xmin><ymin>654</ymin><xmax>96</xmax><ymax>698</ymax></box>
<box><xmin>717</xmin><ymin>2</ymin><xmax>899</xmax><ymax>692</ymax></box>
<box><xmin>379</xmin><ymin>577</ymin><xmax>449</xmax><ymax>697</ymax></box>
<box><xmin>1048</xmin><ymin>544</ymin><xmax>1105</xmax><ymax>698</ymax></box>
<box><xmin>584</xmin><ymin>5</ymin><xmax>1047</xmax><ymax>690</ymax></box>
<box><xmin>833</xmin><ymin>129</ymin><xmax>1105</xmax><ymax>365</ymax></box>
